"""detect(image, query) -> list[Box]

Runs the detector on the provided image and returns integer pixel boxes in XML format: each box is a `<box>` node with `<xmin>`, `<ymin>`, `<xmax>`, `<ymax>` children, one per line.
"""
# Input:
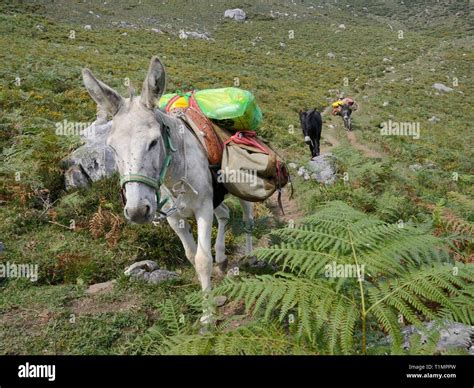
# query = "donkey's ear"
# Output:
<box><xmin>82</xmin><ymin>68</ymin><xmax>123</xmax><ymax>116</ymax></box>
<box><xmin>140</xmin><ymin>56</ymin><xmax>166</xmax><ymax>109</ymax></box>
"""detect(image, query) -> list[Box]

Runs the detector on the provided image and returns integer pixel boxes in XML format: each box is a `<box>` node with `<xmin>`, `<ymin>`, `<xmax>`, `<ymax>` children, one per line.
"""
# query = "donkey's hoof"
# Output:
<box><xmin>214</xmin><ymin>258</ymin><xmax>228</xmax><ymax>277</ymax></box>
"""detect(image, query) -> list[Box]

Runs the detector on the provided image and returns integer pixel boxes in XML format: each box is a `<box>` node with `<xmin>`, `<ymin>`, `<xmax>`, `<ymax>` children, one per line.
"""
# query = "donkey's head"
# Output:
<box><xmin>82</xmin><ymin>57</ymin><xmax>167</xmax><ymax>224</ymax></box>
<box><xmin>340</xmin><ymin>104</ymin><xmax>352</xmax><ymax>121</ymax></box>
<box><xmin>299</xmin><ymin>109</ymin><xmax>312</xmax><ymax>144</ymax></box>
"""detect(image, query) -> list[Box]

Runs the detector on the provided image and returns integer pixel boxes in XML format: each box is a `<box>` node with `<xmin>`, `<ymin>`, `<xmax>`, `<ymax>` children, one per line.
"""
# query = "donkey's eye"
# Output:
<box><xmin>148</xmin><ymin>139</ymin><xmax>158</xmax><ymax>150</ymax></box>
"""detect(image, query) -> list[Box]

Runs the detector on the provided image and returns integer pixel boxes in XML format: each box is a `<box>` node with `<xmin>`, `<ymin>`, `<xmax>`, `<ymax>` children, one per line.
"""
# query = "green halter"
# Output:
<box><xmin>119</xmin><ymin>119</ymin><xmax>177</xmax><ymax>212</ymax></box>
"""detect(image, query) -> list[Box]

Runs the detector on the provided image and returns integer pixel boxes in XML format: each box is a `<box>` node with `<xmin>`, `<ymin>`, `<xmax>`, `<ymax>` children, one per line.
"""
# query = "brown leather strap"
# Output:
<box><xmin>179</xmin><ymin>107</ymin><xmax>223</xmax><ymax>165</ymax></box>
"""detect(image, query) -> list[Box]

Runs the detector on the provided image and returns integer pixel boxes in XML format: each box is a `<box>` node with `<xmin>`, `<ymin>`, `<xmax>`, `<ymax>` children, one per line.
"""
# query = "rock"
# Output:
<box><xmin>179</xmin><ymin>30</ymin><xmax>212</xmax><ymax>40</ymax></box>
<box><xmin>245</xmin><ymin>256</ymin><xmax>275</xmax><ymax>270</ymax></box>
<box><xmin>214</xmin><ymin>295</ymin><xmax>227</xmax><ymax>307</ymax></box>
<box><xmin>303</xmin><ymin>172</ymin><xmax>310</xmax><ymax>181</ymax></box>
<box><xmin>383</xmin><ymin>101</ymin><xmax>389</xmax><ymax>107</ymax></box>
<box><xmin>279</xmin><ymin>42</ymin><xmax>286</xmax><ymax>49</ymax></box>
<box><xmin>401</xmin><ymin>321</ymin><xmax>474</xmax><ymax>354</ymax></box>
<box><xmin>327</xmin><ymin>52</ymin><xmax>335</xmax><ymax>59</ymax></box>
<box><xmin>224</xmin><ymin>8</ymin><xmax>246</xmax><ymax>21</ymax></box>
<box><xmin>84</xmin><ymin>25</ymin><xmax>92</xmax><ymax>30</ymax></box>
<box><xmin>124</xmin><ymin>260</ymin><xmax>160</xmax><ymax>276</ymax></box>
<box><xmin>60</xmin><ymin>121</ymin><xmax>116</xmax><ymax>189</ymax></box>
<box><xmin>124</xmin><ymin>260</ymin><xmax>179</xmax><ymax>284</ymax></box>
<box><xmin>85</xmin><ymin>280</ymin><xmax>116</xmax><ymax>295</ymax></box>
<box><xmin>428</xmin><ymin>116</ymin><xmax>440</xmax><ymax>123</ymax></box>
<box><xmin>409</xmin><ymin>163</ymin><xmax>423</xmax><ymax>172</ymax></box>
<box><xmin>151</xmin><ymin>28</ymin><xmax>163</xmax><ymax>34</ymax></box>
<box><xmin>432</xmin><ymin>83</ymin><xmax>453</xmax><ymax>93</ymax></box>
<box><xmin>338</xmin><ymin>23</ymin><xmax>346</xmax><ymax>29</ymax></box>
<box><xmin>143</xmin><ymin>269</ymin><xmax>179</xmax><ymax>284</ymax></box>
<box><xmin>297</xmin><ymin>167</ymin><xmax>306</xmax><ymax>176</ymax></box>
<box><xmin>288</xmin><ymin>162</ymin><xmax>298</xmax><ymax>170</ymax></box>
<box><xmin>64</xmin><ymin>165</ymin><xmax>91</xmax><ymax>188</ymax></box>
<box><xmin>306</xmin><ymin>153</ymin><xmax>337</xmax><ymax>185</ymax></box>
<box><xmin>382</xmin><ymin>57</ymin><xmax>392</xmax><ymax>63</ymax></box>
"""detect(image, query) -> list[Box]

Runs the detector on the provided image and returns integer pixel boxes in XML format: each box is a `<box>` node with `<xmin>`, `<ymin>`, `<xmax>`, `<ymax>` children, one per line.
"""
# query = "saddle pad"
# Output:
<box><xmin>181</xmin><ymin>107</ymin><xmax>223</xmax><ymax>166</ymax></box>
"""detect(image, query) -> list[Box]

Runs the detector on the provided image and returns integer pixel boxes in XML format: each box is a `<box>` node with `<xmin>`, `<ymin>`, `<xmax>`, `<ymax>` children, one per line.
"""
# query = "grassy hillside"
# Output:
<box><xmin>0</xmin><ymin>0</ymin><xmax>472</xmax><ymax>355</ymax></box>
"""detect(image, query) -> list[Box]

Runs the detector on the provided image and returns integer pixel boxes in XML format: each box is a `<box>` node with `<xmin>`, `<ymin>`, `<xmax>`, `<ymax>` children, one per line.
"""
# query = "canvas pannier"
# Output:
<box><xmin>218</xmin><ymin>131</ymin><xmax>289</xmax><ymax>202</ymax></box>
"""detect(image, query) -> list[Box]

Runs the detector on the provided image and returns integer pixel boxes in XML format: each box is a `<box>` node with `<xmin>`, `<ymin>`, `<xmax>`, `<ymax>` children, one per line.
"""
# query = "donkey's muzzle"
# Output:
<box><xmin>124</xmin><ymin>198</ymin><xmax>153</xmax><ymax>224</ymax></box>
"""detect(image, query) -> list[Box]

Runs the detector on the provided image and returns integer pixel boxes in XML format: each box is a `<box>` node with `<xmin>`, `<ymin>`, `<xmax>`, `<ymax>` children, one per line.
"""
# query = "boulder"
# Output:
<box><xmin>143</xmin><ymin>269</ymin><xmax>179</xmax><ymax>284</ymax></box>
<box><xmin>432</xmin><ymin>83</ymin><xmax>453</xmax><ymax>93</ymax></box>
<box><xmin>297</xmin><ymin>166</ymin><xmax>306</xmax><ymax>176</ymax></box>
<box><xmin>124</xmin><ymin>260</ymin><xmax>179</xmax><ymax>284</ymax></box>
<box><xmin>224</xmin><ymin>8</ymin><xmax>246</xmax><ymax>21</ymax></box>
<box><xmin>306</xmin><ymin>153</ymin><xmax>337</xmax><ymax>185</ymax></box>
<box><xmin>85</xmin><ymin>280</ymin><xmax>116</xmax><ymax>295</ymax></box>
<box><xmin>401</xmin><ymin>321</ymin><xmax>474</xmax><ymax>354</ymax></box>
<box><xmin>60</xmin><ymin>121</ymin><xmax>116</xmax><ymax>189</ymax></box>
<box><xmin>124</xmin><ymin>260</ymin><xmax>160</xmax><ymax>276</ymax></box>
<box><xmin>288</xmin><ymin>162</ymin><xmax>298</xmax><ymax>170</ymax></box>
<box><xmin>409</xmin><ymin>163</ymin><xmax>423</xmax><ymax>172</ymax></box>
<box><xmin>179</xmin><ymin>30</ymin><xmax>213</xmax><ymax>40</ymax></box>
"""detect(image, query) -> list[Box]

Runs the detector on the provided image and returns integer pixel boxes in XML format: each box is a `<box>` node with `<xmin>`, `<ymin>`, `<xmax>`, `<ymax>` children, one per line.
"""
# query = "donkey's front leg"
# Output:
<box><xmin>194</xmin><ymin>201</ymin><xmax>214</xmax><ymax>292</ymax></box>
<box><xmin>194</xmin><ymin>201</ymin><xmax>216</xmax><ymax>326</ymax></box>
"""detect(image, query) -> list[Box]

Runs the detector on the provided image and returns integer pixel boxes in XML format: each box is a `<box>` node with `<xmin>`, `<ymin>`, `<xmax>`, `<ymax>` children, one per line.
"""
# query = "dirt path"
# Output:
<box><xmin>271</xmin><ymin>186</ymin><xmax>305</xmax><ymax>225</ymax></box>
<box><xmin>267</xmin><ymin>102</ymin><xmax>385</xmax><ymax>225</ymax></box>
<box><xmin>322</xmin><ymin>103</ymin><xmax>383</xmax><ymax>159</ymax></box>
<box><xmin>346</xmin><ymin>131</ymin><xmax>383</xmax><ymax>158</ymax></box>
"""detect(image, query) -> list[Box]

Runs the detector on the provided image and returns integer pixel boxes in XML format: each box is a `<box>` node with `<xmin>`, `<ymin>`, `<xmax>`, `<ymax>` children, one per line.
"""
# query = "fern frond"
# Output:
<box><xmin>159</xmin><ymin>321</ymin><xmax>308</xmax><ymax>355</ymax></box>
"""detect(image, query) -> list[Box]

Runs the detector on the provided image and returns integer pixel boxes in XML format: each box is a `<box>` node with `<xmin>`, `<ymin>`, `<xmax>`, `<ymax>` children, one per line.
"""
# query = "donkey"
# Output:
<box><xmin>299</xmin><ymin>108</ymin><xmax>322</xmax><ymax>158</ymax></box>
<box><xmin>82</xmin><ymin>57</ymin><xmax>254</xmax><ymax>319</ymax></box>
<box><xmin>339</xmin><ymin>104</ymin><xmax>353</xmax><ymax>131</ymax></box>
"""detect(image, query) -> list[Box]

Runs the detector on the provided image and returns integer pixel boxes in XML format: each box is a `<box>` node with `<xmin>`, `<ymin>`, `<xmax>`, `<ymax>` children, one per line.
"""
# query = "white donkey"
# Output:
<box><xmin>82</xmin><ymin>56</ymin><xmax>254</xmax><ymax>299</ymax></box>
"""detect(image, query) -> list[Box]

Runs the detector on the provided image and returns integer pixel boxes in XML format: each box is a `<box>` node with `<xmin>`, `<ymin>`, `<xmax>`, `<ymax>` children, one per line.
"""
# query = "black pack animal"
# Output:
<box><xmin>299</xmin><ymin>108</ymin><xmax>322</xmax><ymax>158</ymax></box>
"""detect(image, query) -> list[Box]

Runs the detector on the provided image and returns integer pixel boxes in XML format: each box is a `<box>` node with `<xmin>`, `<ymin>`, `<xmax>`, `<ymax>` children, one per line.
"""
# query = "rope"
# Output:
<box><xmin>154</xmin><ymin>116</ymin><xmax>198</xmax><ymax>223</ymax></box>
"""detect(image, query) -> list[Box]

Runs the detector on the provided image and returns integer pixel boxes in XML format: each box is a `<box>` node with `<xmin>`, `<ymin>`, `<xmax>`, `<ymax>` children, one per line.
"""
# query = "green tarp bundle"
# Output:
<box><xmin>158</xmin><ymin>87</ymin><xmax>263</xmax><ymax>131</ymax></box>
